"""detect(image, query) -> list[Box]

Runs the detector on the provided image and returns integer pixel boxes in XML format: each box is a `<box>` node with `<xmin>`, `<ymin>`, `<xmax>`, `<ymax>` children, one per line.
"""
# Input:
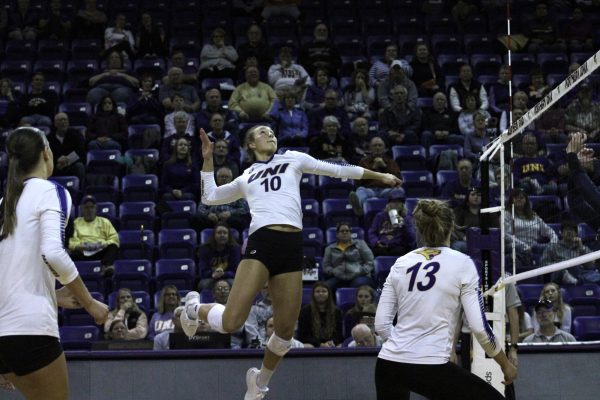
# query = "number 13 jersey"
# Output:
<box><xmin>201</xmin><ymin>151</ymin><xmax>364</xmax><ymax>235</ymax></box>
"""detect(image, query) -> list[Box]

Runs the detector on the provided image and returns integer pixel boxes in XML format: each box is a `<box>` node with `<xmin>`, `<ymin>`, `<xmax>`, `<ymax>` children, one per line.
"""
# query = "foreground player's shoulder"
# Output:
<box><xmin>38</xmin><ymin>179</ymin><xmax>72</xmax><ymax>210</ymax></box>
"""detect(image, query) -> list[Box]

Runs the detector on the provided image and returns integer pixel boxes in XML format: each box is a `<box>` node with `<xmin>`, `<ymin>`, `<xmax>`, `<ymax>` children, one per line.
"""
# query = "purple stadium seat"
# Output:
<box><xmin>59</xmin><ymin>326</ymin><xmax>100</xmax><ymax>350</ymax></box>
<box><xmin>112</xmin><ymin>259</ymin><xmax>152</xmax><ymax>292</ymax></box>
<box><xmin>158</xmin><ymin>229</ymin><xmax>197</xmax><ymax>260</ymax></box>
<box><xmin>118</xmin><ymin>229</ymin><xmax>155</xmax><ymax>260</ymax></box>
<box><xmin>155</xmin><ymin>258</ymin><xmax>197</xmax><ymax>290</ymax></box>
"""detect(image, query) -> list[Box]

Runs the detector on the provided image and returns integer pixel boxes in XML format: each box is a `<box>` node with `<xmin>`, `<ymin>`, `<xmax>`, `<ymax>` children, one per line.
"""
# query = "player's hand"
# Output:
<box><xmin>380</xmin><ymin>173</ymin><xmax>402</xmax><ymax>188</ymax></box>
<box><xmin>566</xmin><ymin>131</ymin><xmax>587</xmax><ymax>154</ymax></box>
<box><xmin>85</xmin><ymin>299</ymin><xmax>109</xmax><ymax>325</ymax></box>
<box><xmin>501</xmin><ymin>362</ymin><xmax>518</xmax><ymax>386</ymax></box>
<box><xmin>508</xmin><ymin>347</ymin><xmax>518</xmax><ymax>367</ymax></box>
<box><xmin>198</xmin><ymin>128</ymin><xmax>214</xmax><ymax>160</ymax></box>
<box><xmin>56</xmin><ymin>286</ymin><xmax>82</xmax><ymax>309</ymax></box>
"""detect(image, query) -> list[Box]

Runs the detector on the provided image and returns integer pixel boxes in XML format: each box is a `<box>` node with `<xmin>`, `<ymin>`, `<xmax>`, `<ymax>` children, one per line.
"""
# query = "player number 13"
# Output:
<box><xmin>406</xmin><ymin>262</ymin><xmax>440</xmax><ymax>291</ymax></box>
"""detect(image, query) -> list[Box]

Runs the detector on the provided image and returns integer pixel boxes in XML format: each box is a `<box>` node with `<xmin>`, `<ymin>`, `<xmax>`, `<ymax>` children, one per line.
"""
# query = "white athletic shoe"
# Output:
<box><xmin>180</xmin><ymin>291</ymin><xmax>200</xmax><ymax>337</ymax></box>
<box><xmin>244</xmin><ymin>367</ymin><xmax>269</xmax><ymax>400</ymax></box>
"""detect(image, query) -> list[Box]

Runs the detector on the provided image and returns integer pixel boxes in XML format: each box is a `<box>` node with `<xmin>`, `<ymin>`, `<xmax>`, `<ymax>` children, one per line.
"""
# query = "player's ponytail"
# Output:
<box><xmin>413</xmin><ymin>199</ymin><xmax>454</xmax><ymax>247</ymax></box>
<box><xmin>0</xmin><ymin>127</ymin><xmax>48</xmax><ymax>240</ymax></box>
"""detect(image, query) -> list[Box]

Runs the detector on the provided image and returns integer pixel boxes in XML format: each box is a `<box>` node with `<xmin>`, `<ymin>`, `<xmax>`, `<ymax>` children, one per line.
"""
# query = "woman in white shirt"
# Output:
<box><xmin>374</xmin><ymin>199</ymin><xmax>517</xmax><ymax>399</ymax></box>
<box><xmin>182</xmin><ymin>125</ymin><xmax>401</xmax><ymax>400</ymax></box>
<box><xmin>0</xmin><ymin>127</ymin><xmax>108</xmax><ymax>400</ymax></box>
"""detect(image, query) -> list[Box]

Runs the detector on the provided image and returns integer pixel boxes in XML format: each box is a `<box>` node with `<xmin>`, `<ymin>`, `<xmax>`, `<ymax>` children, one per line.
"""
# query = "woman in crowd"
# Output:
<box><xmin>297</xmin><ymin>282</ymin><xmax>344</xmax><ymax>348</ymax></box>
<box><xmin>199</xmin><ymin>28</ymin><xmax>238</xmax><ymax>80</ymax></box>
<box><xmin>161</xmin><ymin>137</ymin><xmax>199</xmax><ymax>201</ymax></box>
<box><xmin>197</xmin><ymin>222</ymin><xmax>241</xmax><ymax>291</ymax></box>
<box><xmin>87</xmin><ymin>95</ymin><xmax>128</xmax><ymax>150</ymax></box>
<box><xmin>148</xmin><ymin>285</ymin><xmax>181</xmax><ymax>340</ymax></box>
<box><xmin>533</xmin><ymin>282</ymin><xmax>572</xmax><ymax>332</ymax></box>
<box><xmin>103</xmin><ymin>288</ymin><xmax>148</xmax><ymax>340</ymax></box>
<box><xmin>323</xmin><ymin>222</ymin><xmax>375</xmax><ymax>290</ymax></box>
<box><xmin>342</xmin><ymin>69</ymin><xmax>375</xmax><ymax>121</ymax></box>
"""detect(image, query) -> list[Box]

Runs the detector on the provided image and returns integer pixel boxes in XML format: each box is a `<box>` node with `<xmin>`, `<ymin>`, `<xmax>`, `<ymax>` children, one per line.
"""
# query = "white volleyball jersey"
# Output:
<box><xmin>375</xmin><ymin>246</ymin><xmax>500</xmax><ymax>365</ymax></box>
<box><xmin>0</xmin><ymin>178</ymin><xmax>78</xmax><ymax>338</ymax></box>
<box><xmin>201</xmin><ymin>151</ymin><xmax>364</xmax><ymax>235</ymax></box>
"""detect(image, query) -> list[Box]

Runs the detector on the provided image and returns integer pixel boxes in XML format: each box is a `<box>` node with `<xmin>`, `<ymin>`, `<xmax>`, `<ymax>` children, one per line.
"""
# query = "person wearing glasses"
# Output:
<box><xmin>323</xmin><ymin>222</ymin><xmax>375</xmax><ymax>291</ymax></box>
<box><xmin>181</xmin><ymin>126</ymin><xmax>400</xmax><ymax>400</ymax></box>
<box><xmin>103</xmin><ymin>288</ymin><xmax>148</xmax><ymax>340</ymax></box>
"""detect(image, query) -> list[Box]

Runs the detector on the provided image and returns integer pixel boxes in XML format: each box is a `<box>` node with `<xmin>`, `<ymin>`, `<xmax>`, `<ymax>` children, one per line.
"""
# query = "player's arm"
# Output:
<box><xmin>294</xmin><ymin>151</ymin><xmax>401</xmax><ymax>187</ymax></box>
<box><xmin>374</xmin><ymin>275</ymin><xmax>398</xmax><ymax>341</ymax></box>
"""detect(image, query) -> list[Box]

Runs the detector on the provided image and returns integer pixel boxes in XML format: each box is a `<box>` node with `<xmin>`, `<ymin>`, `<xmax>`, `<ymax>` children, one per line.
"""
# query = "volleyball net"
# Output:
<box><xmin>477</xmin><ymin>49</ymin><xmax>600</xmax><ymax>294</ymax></box>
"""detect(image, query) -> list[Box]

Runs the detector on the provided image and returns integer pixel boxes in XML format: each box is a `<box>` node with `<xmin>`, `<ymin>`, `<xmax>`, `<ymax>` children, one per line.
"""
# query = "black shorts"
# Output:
<box><xmin>0</xmin><ymin>335</ymin><xmax>63</xmax><ymax>376</ymax></box>
<box><xmin>375</xmin><ymin>358</ymin><xmax>505</xmax><ymax>400</ymax></box>
<box><xmin>244</xmin><ymin>227</ymin><xmax>304</xmax><ymax>276</ymax></box>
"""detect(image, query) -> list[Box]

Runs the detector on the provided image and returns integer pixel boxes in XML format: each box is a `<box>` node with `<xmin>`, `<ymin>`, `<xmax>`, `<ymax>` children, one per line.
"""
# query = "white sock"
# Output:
<box><xmin>257</xmin><ymin>364</ymin><xmax>273</xmax><ymax>388</ymax></box>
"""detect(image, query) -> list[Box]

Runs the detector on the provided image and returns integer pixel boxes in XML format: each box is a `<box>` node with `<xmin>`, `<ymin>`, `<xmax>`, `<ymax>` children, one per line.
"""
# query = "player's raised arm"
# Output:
<box><xmin>199</xmin><ymin>128</ymin><xmax>215</xmax><ymax>172</ymax></box>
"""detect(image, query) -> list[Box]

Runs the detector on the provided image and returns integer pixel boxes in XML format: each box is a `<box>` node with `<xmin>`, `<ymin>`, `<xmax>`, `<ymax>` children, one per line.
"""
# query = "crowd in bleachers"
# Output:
<box><xmin>2</xmin><ymin>0</ymin><xmax>600</xmax><ymax>349</ymax></box>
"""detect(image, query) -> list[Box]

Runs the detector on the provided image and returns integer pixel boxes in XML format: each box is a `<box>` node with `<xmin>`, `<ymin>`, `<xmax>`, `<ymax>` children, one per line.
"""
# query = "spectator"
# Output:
<box><xmin>513</xmin><ymin>133</ymin><xmax>557</xmax><ymax>195</ymax></box>
<box><xmin>148</xmin><ymin>285</ymin><xmax>181</xmax><ymax>340</ymax></box>
<box><xmin>348</xmin><ymin>323</ymin><xmax>383</xmax><ymax>347</ymax></box>
<box><xmin>164</xmin><ymin>51</ymin><xmax>197</xmax><ymax>85</ymax></box>
<box><xmin>261</xmin><ymin>0</ymin><xmax>301</xmax><ymax>20</ymax></box>
<box><xmin>464</xmin><ymin>111</ymin><xmax>493</xmax><ymax>163</ymax></box>
<box><xmin>19</xmin><ymin>72</ymin><xmax>58</xmax><ymax>129</ymax></box>
<box><xmin>87</xmin><ymin>95</ymin><xmax>128</xmax><ymax>151</ymax></box>
<box><xmin>297</xmin><ymin>282</ymin><xmax>344</xmax><ymax>347</ymax></box>
<box><xmin>504</xmin><ymin>189</ymin><xmax>559</xmax><ymax>265</ymax></box>
<box><xmin>298</xmin><ymin>23</ymin><xmax>341</xmax><ymax>77</ymax></box>
<box><xmin>524</xmin><ymin>2</ymin><xmax>567</xmax><ymax>53</ymax></box>
<box><xmin>159</xmin><ymin>67</ymin><xmax>201</xmax><ymax>113</ymax></box>
<box><xmin>268</xmin><ymin>89</ymin><xmax>309</xmax><ymax>148</ymax></box>
<box><xmin>489</xmin><ymin>65</ymin><xmax>511</xmax><ymax>114</ymax></box>
<box><xmin>308</xmin><ymin>115</ymin><xmax>354</xmax><ymax>162</ymax></box>
<box><xmin>376</xmin><ymin>60</ymin><xmax>417</xmax><ymax>111</ymax></box>
<box><xmin>536</xmin><ymin>102</ymin><xmax>567</xmax><ymax>145</ymax></box>
<box><xmin>0</xmin><ymin>78</ymin><xmax>20</xmax><ymax>128</ymax></box>
<box><xmin>565</xmin><ymin>83</ymin><xmax>600</xmax><ymax>141</ymax></box>
<box><xmin>368</xmin><ymin>44</ymin><xmax>398</xmax><ymax>87</ymax></box>
<box><xmin>197</xmin><ymin>222</ymin><xmax>242</xmax><ymax>290</ymax></box>
<box><xmin>102</xmin><ymin>13</ymin><xmax>135</xmax><ymax>60</ymax></box>
<box><xmin>87</xmin><ymin>51</ymin><xmax>139</xmax><ymax>107</ymax></box>
<box><xmin>421</xmin><ymin>91</ymin><xmax>462</xmax><ymax>148</ymax></box>
<box><xmin>347</xmin><ymin>117</ymin><xmax>372</xmax><ymax>164</ymax></box>
<box><xmin>563</xmin><ymin>7</ymin><xmax>594</xmax><ymax>52</ymax></box>
<box><xmin>161</xmin><ymin>137</ymin><xmax>199</xmax><ymax>201</ymax></box>
<box><xmin>410</xmin><ymin>43</ymin><xmax>444</xmax><ymax>97</ymax></box>
<box><xmin>345</xmin><ymin>285</ymin><xmax>377</xmax><ymax>330</ymax></box>
<box><xmin>448</xmin><ymin>64</ymin><xmax>488</xmax><ymax>113</ymax></box>
<box><xmin>68</xmin><ymin>195</ymin><xmax>119</xmax><ymax>277</ymax></box>
<box><xmin>523</xmin><ymin>300</ymin><xmax>576</xmax><ymax>343</ymax></box>
<box><xmin>207</xmin><ymin>113</ymin><xmax>242</xmax><ymax>168</ymax></box>
<box><xmin>379</xmin><ymin>84</ymin><xmax>421</xmax><ymax>146</ymax></box>
<box><xmin>213</xmin><ymin>140</ymin><xmax>240</xmax><ymax>179</ymax></box>
<box><xmin>268</xmin><ymin>46</ymin><xmax>310</xmax><ymax>96</ymax></box>
<box><xmin>38</xmin><ymin>0</ymin><xmax>71</xmax><ymax>40</ymax></box>
<box><xmin>210</xmin><ymin>279</ymin><xmax>244</xmax><ymax>349</ymax></box>
<box><xmin>440</xmin><ymin>158</ymin><xmax>480</xmax><ymax>208</ymax></box>
<box><xmin>47</xmin><ymin>112</ymin><xmax>86</xmax><ymax>184</ymax></box>
<box><xmin>160</xmin><ymin>112</ymin><xmax>200</xmax><ymax>162</ymax></box>
<box><xmin>343</xmin><ymin>69</ymin><xmax>375</xmax><ymax>121</ymax></box>
<box><xmin>526</xmin><ymin>68</ymin><xmax>550</xmax><ymax>108</ymax></box>
<box><xmin>458</xmin><ymin>93</ymin><xmax>492</xmax><ymax>137</ymax></box>
<box><xmin>452</xmin><ymin>186</ymin><xmax>499</xmax><ymax>253</ymax></box>
<box><xmin>348</xmin><ymin>136</ymin><xmax>402</xmax><ymax>216</ymax></box>
<box><xmin>199</xmin><ymin>28</ymin><xmax>238</xmax><ymax>80</ymax></box>
<box><xmin>74</xmin><ymin>0</ymin><xmax>107</xmax><ymax>39</ymax></box>
<box><xmin>245</xmin><ymin>283</ymin><xmax>273</xmax><ymax>349</ymax></box>
<box><xmin>236</xmin><ymin>23</ymin><xmax>274</xmax><ymax>74</ymax></box>
<box><xmin>228</xmin><ymin>66</ymin><xmax>276</xmax><ymax>121</ymax></box>
<box><xmin>322</xmin><ymin>222</ymin><xmax>375</xmax><ymax>290</ymax></box>
<box><xmin>126</xmin><ymin>74</ymin><xmax>163</xmax><ymax>125</ymax></box>
<box><xmin>264</xmin><ymin>317</ymin><xmax>307</xmax><ymax>348</ymax></box>
<box><xmin>107</xmin><ymin>320</ymin><xmax>128</xmax><ymax>340</ymax></box>
<box><xmin>304</xmin><ymin>68</ymin><xmax>341</xmax><ymax>111</ymax></box>
<box><xmin>367</xmin><ymin>189</ymin><xmax>416</xmax><ymax>257</ymax></box>
<box><xmin>192</xmin><ymin>167</ymin><xmax>250</xmax><ymax>232</ymax></box>
<box><xmin>195</xmin><ymin>88</ymin><xmax>239</xmax><ymax>135</ymax></box>
<box><xmin>7</xmin><ymin>0</ymin><xmax>38</xmax><ymax>41</ymax></box>
<box><xmin>533</xmin><ymin>283</ymin><xmax>572</xmax><ymax>333</ymax></box>
<box><xmin>136</xmin><ymin>12</ymin><xmax>167</xmax><ymax>58</ymax></box>
<box><xmin>544</xmin><ymin>220</ymin><xmax>600</xmax><ymax>285</ymax></box>
<box><xmin>308</xmin><ymin>89</ymin><xmax>351</xmax><ymax>137</ymax></box>
<box><xmin>164</xmin><ymin>94</ymin><xmax>196</xmax><ymax>137</ymax></box>
<box><xmin>104</xmin><ymin>288</ymin><xmax>148</xmax><ymax>340</ymax></box>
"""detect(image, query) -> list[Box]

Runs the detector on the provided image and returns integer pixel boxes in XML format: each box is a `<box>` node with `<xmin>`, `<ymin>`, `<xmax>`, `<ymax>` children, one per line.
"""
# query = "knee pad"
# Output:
<box><xmin>207</xmin><ymin>303</ymin><xmax>227</xmax><ymax>334</ymax></box>
<box><xmin>267</xmin><ymin>333</ymin><xmax>292</xmax><ymax>357</ymax></box>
